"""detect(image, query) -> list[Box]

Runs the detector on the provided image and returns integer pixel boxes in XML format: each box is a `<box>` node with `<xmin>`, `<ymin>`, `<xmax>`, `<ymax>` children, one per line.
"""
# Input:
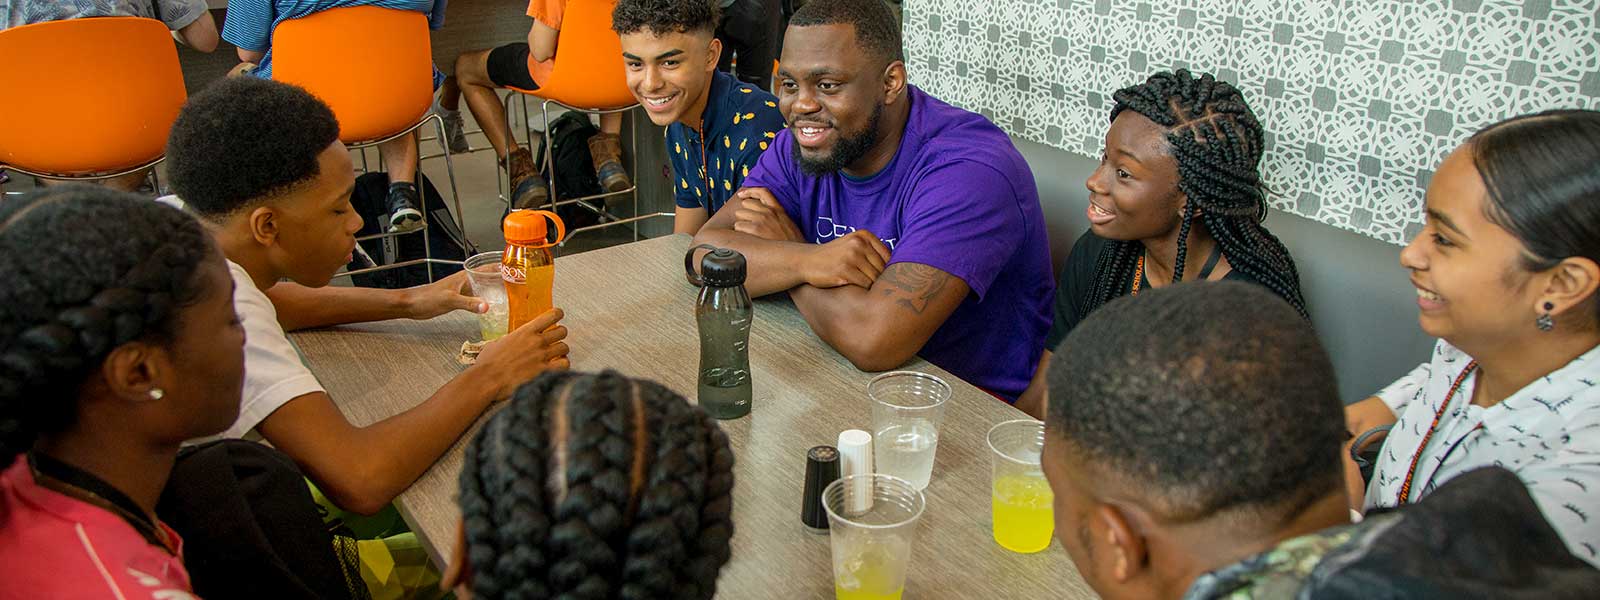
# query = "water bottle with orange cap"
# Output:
<box><xmin>500</xmin><ymin>210</ymin><xmax>565</xmax><ymax>332</ymax></box>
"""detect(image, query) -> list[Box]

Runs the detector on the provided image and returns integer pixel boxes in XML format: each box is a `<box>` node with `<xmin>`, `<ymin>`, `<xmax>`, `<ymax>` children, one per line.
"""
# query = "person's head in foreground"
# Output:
<box><xmin>778</xmin><ymin>0</ymin><xmax>906</xmax><ymax>176</ymax></box>
<box><xmin>1405</xmin><ymin>109</ymin><xmax>1600</xmax><ymax>352</ymax></box>
<box><xmin>1086</xmin><ymin>69</ymin><xmax>1305</xmax><ymax>316</ymax></box>
<box><xmin>445</xmin><ymin>370</ymin><xmax>735</xmax><ymax>599</ymax></box>
<box><xmin>613</xmin><ymin>0</ymin><xmax>724</xmax><ymax>127</ymax></box>
<box><xmin>166</xmin><ymin>76</ymin><xmax>361</xmax><ymax>288</ymax></box>
<box><xmin>0</xmin><ymin>186</ymin><xmax>244</xmax><ymax>464</ymax></box>
<box><xmin>1045</xmin><ymin>281</ymin><xmax>1346</xmax><ymax>599</ymax></box>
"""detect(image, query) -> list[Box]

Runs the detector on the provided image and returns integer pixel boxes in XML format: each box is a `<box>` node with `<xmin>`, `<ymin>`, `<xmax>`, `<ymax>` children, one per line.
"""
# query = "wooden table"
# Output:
<box><xmin>291</xmin><ymin>235</ymin><xmax>1092</xmax><ymax>599</ymax></box>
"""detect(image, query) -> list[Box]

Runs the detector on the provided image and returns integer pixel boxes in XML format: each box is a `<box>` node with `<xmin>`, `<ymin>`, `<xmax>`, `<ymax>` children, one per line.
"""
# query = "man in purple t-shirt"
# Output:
<box><xmin>690</xmin><ymin>0</ymin><xmax>1053</xmax><ymax>403</ymax></box>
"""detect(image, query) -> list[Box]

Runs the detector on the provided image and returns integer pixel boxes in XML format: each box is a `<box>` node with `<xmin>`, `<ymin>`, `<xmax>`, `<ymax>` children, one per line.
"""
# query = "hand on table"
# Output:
<box><xmin>800</xmin><ymin>230</ymin><xmax>892</xmax><ymax>289</ymax></box>
<box><xmin>732</xmin><ymin>187</ymin><xmax>803</xmax><ymax>243</ymax></box>
<box><xmin>404</xmin><ymin>271</ymin><xmax>487</xmax><ymax>320</ymax></box>
<box><xmin>474</xmin><ymin>308</ymin><xmax>570</xmax><ymax>400</ymax></box>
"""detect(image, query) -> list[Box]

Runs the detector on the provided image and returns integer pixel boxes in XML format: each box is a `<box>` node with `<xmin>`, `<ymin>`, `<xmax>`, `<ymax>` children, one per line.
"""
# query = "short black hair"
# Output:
<box><xmin>0</xmin><ymin>186</ymin><xmax>213</xmax><ymax>461</ymax></box>
<box><xmin>1048</xmin><ymin>281</ymin><xmax>1344</xmax><ymax>522</ymax></box>
<box><xmin>166</xmin><ymin>77</ymin><xmax>341</xmax><ymax>220</ymax></box>
<box><xmin>612</xmin><ymin>0</ymin><xmax>721</xmax><ymax>36</ymax></box>
<box><xmin>789</xmin><ymin>0</ymin><xmax>904</xmax><ymax>65</ymax></box>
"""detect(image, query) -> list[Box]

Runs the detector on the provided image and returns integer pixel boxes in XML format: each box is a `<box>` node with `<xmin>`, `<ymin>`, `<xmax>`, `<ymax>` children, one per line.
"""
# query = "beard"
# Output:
<box><xmin>792</xmin><ymin>102</ymin><xmax>885</xmax><ymax>176</ymax></box>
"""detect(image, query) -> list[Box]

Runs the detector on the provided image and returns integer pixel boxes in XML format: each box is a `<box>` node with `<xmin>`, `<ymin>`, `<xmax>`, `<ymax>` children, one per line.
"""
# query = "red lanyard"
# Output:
<box><xmin>698</xmin><ymin>120</ymin><xmax>712</xmax><ymax>201</ymax></box>
<box><xmin>1395</xmin><ymin>361</ymin><xmax>1478</xmax><ymax>504</ymax></box>
<box><xmin>1131</xmin><ymin>255</ymin><xmax>1145</xmax><ymax>296</ymax></box>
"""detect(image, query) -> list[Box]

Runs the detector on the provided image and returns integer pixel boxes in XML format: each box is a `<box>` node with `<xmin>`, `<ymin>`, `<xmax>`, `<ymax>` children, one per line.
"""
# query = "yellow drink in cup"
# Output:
<box><xmin>992</xmin><ymin>473</ymin><xmax>1054</xmax><ymax>553</ymax></box>
<box><xmin>988</xmin><ymin>419</ymin><xmax>1054</xmax><ymax>553</ymax></box>
<box><xmin>833</xmin><ymin>536</ymin><xmax>909</xmax><ymax>600</ymax></box>
<box><xmin>824</xmin><ymin>475</ymin><xmax>923</xmax><ymax>600</ymax></box>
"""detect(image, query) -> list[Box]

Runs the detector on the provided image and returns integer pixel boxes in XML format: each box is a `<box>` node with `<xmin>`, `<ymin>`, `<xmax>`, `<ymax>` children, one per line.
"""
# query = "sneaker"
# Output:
<box><xmin>386</xmin><ymin>182</ymin><xmax>424</xmax><ymax>233</ymax></box>
<box><xmin>435</xmin><ymin>105</ymin><xmax>469</xmax><ymax>154</ymax></box>
<box><xmin>506</xmin><ymin>148</ymin><xmax>548</xmax><ymax>210</ymax></box>
<box><xmin>587</xmin><ymin>133</ymin><xmax>631</xmax><ymax>192</ymax></box>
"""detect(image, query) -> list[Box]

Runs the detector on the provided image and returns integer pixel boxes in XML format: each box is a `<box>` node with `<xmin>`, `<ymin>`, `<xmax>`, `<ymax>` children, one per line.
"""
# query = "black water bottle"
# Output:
<box><xmin>694</xmin><ymin>247</ymin><xmax>753</xmax><ymax>419</ymax></box>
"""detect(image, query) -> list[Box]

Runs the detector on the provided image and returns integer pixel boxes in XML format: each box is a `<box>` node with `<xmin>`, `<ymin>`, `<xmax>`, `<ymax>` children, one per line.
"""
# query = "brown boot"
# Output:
<box><xmin>587</xmin><ymin>133</ymin><xmax>631</xmax><ymax>193</ymax></box>
<box><xmin>505</xmin><ymin>147</ymin><xmax>548</xmax><ymax>210</ymax></box>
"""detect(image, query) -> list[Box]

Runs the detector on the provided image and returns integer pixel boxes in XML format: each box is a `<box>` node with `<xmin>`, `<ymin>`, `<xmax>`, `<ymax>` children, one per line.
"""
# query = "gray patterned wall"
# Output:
<box><xmin>903</xmin><ymin>0</ymin><xmax>1600</xmax><ymax>245</ymax></box>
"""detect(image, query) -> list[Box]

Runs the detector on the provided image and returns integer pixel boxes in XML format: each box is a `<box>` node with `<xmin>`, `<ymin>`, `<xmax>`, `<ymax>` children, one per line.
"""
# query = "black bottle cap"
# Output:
<box><xmin>801</xmin><ymin>445</ymin><xmax>841</xmax><ymax>532</ymax></box>
<box><xmin>700</xmin><ymin>247</ymin><xmax>747</xmax><ymax>287</ymax></box>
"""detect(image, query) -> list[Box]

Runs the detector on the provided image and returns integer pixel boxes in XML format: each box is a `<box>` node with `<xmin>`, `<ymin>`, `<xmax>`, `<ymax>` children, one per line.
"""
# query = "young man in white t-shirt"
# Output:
<box><xmin>164</xmin><ymin>77</ymin><xmax>571</xmax><ymax>515</ymax></box>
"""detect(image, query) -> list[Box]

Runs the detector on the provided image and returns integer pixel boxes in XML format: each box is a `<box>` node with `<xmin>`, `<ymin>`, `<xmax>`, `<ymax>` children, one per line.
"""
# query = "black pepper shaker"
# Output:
<box><xmin>801</xmin><ymin>445</ymin><xmax>841</xmax><ymax>533</ymax></box>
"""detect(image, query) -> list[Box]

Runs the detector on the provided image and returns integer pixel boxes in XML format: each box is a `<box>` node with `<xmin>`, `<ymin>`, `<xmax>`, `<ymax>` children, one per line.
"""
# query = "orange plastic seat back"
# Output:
<box><xmin>272</xmin><ymin>6</ymin><xmax>433</xmax><ymax>143</ymax></box>
<box><xmin>520</xmin><ymin>0</ymin><xmax>634</xmax><ymax>110</ymax></box>
<box><xmin>0</xmin><ymin>17</ymin><xmax>186</xmax><ymax>175</ymax></box>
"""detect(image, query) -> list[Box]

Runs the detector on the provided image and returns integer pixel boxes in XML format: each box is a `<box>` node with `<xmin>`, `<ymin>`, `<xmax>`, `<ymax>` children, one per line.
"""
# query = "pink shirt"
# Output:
<box><xmin>0</xmin><ymin>455</ymin><xmax>197</xmax><ymax>599</ymax></box>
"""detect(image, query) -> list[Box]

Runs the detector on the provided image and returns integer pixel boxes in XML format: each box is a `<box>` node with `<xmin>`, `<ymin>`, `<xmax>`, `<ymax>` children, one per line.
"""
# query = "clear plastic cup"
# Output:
<box><xmin>823</xmin><ymin>474</ymin><xmax>925</xmax><ymax>600</ymax></box>
<box><xmin>463</xmin><ymin>251</ymin><xmax>509</xmax><ymax>341</ymax></box>
<box><xmin>868</xmin><ymin>372</ymin><xmax>950</xmax><ymax>490</ymax></box>
<box><xmin>987</xmin><ymin>419</ymin><xmax>1053</xmax><ymax>553</ymax></box>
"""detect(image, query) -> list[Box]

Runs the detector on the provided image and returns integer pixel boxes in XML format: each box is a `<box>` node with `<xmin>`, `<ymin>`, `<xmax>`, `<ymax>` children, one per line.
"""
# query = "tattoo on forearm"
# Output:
<box><xmin>877</xmin><ymin>263</ymin><xmax>951</xmax><ymax>315</ymax></box>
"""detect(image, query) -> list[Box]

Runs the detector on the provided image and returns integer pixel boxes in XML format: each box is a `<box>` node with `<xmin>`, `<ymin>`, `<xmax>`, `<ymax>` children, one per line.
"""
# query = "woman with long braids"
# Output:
<box><xmin>1345</xmin><ymin>110</ymin><xmax>1600</xmax><ymax>566</ymax></box>
<box><xmin>443</xmin><ymin>370</ymin><xmax>735</xmax><ymax>599</ymax></box>
<box><xmin>1016</xmin><ymin>69</ymin><xmax>1307</xmax><ymax>416</ymax></box>
<box><xmin>0</xmin><ymin>186</ymin><xmax>246</xmax><ymax>595</ymax></box>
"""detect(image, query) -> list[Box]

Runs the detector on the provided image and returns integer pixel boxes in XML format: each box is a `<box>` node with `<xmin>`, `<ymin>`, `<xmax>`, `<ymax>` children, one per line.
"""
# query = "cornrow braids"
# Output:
<box><xmin>0</xmin><ymin>186</ymin><xmax>213</xmax><ymax>461</ymax></box>
<box><xmin>1081</xmin><ymin>69</ymin><xmax>1307</xmax><ymax>321</ymax></box>
<box><xmin>459</xmin><ymin>370</ymin><xmax>734</xmax><ymax>599</ymax></box>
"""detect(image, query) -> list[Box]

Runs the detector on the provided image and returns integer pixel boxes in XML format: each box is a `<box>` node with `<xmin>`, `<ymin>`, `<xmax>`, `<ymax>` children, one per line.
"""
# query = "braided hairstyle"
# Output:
<box><xmin>0</xmin><ymin>186</ymin><xmax>214</xmax><ymax>461</ymax></box>
<box><xmin>1081</xmin><ymin>69</ymin><xmax>1308</xmax><ymax>320</ymax></box>
<box><xmin>458</xmin><ymin>370</ymin><xmax>735</xmax><ymax>599</ymax></box>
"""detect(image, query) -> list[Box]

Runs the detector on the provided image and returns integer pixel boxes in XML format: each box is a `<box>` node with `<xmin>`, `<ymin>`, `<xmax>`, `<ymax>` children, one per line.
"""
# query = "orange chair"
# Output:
<box><xmin>0</xmin><ymin>17</ymin><xmax>185</xmax><ymax>189</ymax></box>
<box><xmin>273</xmin><ymin>6</ymin><xmax>468</xmax><ymax>279</ymax></box>
<box><xmin>501</xmin><ymin>0</ymin><xmax>671</xmax><ymax>243</ymax></box>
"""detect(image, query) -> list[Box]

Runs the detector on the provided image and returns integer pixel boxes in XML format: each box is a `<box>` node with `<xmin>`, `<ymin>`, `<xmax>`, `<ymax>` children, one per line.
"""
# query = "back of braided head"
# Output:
<box><xmin>1082</xmin><ymin>69</ymin><xmax>1308</xmax><ymax>320</ymax></box>
<box><xmin>459</xmin><ymin>370</ymin><xmax>735</xmax><ymax>599</ymax></box>
<box><xmin>0</xmin><ymin>185</ymin><xmax>214</xmax><ymax>461</ymax></box>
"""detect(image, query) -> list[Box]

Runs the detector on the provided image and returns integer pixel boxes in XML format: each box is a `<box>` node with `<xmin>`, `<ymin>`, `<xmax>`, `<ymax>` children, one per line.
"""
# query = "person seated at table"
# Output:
<box><xmin>222</xmin><ymin>0</ymin><xmax>449</xmax><ymax>234</ymax></box>
<box><xmin>437</xmin><ymin>0</ymin><xmax>632</xmax><ymax>210</ymax></box>
<box><xmin>4</xmin><ymin>0</ymin><xmax>219</xmax><ymax>194</ymax></box>
<box><xmin>0</xmin><ymin>186</ymin><xmax>244</xmax><ymax>596</ymax></box>
<box><xmin>441</xmin><ymin>370</ymin><xmax>734</xmax><ymax>599</ymax></box>
<box><xmin>164</xmin><ymin>76</ymin><xmax>572</xmax><ymax>516</ymax></box>
<box><xmin>1014</xmin><ymin>69</ymin><xmax>1308</xmax><ymax>418</ymax></box>
<box><xmin>690</xmin><ymin>0</ymin><xmax>1053</xmax><ymax>402</ymax></box>
<box><xmin>1045</xmin><ymin>281</ymin><xmax>1600</xmax><ymax>599</ymax></box>
<box><xmin>1345</xmin><ymin>109</ymin><xmax>1600</xmax><ymax>565</ymax></box>
<box><xmin>612</xmin><ymin>0</ymin><xmax>785</xmax><ymax>234</ymax></box>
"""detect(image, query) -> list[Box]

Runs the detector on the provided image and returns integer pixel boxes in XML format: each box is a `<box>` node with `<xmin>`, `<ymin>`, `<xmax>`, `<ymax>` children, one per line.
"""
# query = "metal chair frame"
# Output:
<box><xmin>0</xmin><ymin>159</ymin><xmax>164</xmax><ymax>197</ymax></box>
<box><xmin>334</xmin><ymin>111</ymin><xmax>471</xmax><ymax>281</ymax></box>
<box><xmin>498</xmin><ymin>93</ymin><xmax>673</xmax><ymax>247</ymax></box>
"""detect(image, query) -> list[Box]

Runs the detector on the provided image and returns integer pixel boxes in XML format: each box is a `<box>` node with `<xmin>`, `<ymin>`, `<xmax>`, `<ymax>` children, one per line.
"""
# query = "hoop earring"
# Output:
<box><xmin>1537</xmin><ymin>302</ymin><xmax>1555</xmax><ymax>332</ymax></box>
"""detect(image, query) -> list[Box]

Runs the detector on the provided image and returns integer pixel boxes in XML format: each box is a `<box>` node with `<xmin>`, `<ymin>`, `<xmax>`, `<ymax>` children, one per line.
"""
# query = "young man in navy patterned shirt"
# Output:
<box><xmin>613</xmin><ymin>0</ymin><xmax>784</xmax><ymax>234</ymax></box>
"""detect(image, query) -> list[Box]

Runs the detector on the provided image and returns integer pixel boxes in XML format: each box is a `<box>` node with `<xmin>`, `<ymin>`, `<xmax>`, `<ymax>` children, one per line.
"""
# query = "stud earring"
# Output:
<box><xmin>148</xmin><ymin>388</ymin><xmax>165</xmax><ymax>400</ymax></box>
<box><xmin>1537</xmin><ymin>302</ymin><xmax>1555</xmax><ymax>332</ymax></box>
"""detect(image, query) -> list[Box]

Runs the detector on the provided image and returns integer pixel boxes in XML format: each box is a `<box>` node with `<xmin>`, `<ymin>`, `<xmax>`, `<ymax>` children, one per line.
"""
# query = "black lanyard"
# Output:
<box><xmin>29</xmin><ymin>452</ymin><xmax>169</xmax><ymax>550</ymax></box>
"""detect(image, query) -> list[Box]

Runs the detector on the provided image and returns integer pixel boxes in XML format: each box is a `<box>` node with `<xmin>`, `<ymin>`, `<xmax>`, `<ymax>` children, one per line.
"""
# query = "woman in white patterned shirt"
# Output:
<box><xmin>1344</xmin><ymin>110</ymin><xmax>1600</xmax><ymax>566</ymax></box>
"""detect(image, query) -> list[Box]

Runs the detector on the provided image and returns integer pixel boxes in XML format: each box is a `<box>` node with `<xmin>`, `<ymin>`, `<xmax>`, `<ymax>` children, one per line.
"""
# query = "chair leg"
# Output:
<box><xmin>542</xmin><ymin>99</ymin><xmax>558</xmax><ymax>216</ymax></box>
<box><xmin>430</xmin><ymin>113</ymin><xmax>471</xmax><ymax>253</ymax></box>
<box><xmin>498</xmin><ymin>91</ymin><xmax>517</xmax><ymax>210</ymax></box>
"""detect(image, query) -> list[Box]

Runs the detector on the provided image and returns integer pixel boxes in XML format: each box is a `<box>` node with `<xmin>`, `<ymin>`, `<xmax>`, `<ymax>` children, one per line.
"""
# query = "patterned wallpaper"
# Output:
<box><xmin>902</xmin><ymin>0</ymin><xmax>1600</xmax><ymax>244</ymax></box>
